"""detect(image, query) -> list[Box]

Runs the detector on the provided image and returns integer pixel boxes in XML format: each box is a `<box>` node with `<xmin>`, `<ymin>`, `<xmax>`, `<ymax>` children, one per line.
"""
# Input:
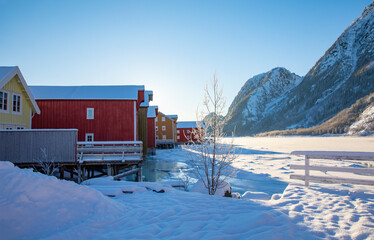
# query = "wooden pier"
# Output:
<box><xmin>0</xmin><ymin>130</ymin><xmax>143</xmax><ymax>183</ymax></box>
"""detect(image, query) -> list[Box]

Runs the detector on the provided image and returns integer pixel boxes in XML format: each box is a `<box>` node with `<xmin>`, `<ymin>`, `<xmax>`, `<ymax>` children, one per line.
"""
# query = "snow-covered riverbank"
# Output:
<box><xmin>1</xmin><ymin>137</ymin><xmax>373</xmax><ymax>239</ymax></box>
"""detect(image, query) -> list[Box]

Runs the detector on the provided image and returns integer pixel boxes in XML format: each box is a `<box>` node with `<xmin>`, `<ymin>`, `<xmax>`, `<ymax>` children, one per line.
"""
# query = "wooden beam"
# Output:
<box><xmin>113</xmin><ymin>168</ymin><xmax>140</xmax><ymax>180</ymax></box>
<box><xmin>290</xmin><ymin>164</ymin><xmax>374</xmax><ymax>175</ymax></box>
<box><xmin>290</xmin><ymin>174</ymin><xmax>374</xmax><ymax>186</ymax></box>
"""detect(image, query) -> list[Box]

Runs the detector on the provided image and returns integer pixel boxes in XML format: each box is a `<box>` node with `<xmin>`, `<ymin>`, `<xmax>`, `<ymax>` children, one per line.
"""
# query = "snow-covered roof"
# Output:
<box><xmin>147</xmin><ymin>106</ymin><xmax>158</xmax><ymax>118</ymax></box>
<box><xmin>140</xmin><ymin>91</ymin><xmax>153</xmax><ymax>107</ymax></box>
<box><xmin>167</xmin><ymin>114</ymin><xmax>178</xmax><ymax>119</ymax></box>
<box><xmin>29</xmin><ymin>85</ymin><xmax>145</xmax><ymax>100</ymax></box>
<box><xmin>0</xmin><ymin>66</ymin><xmax>40</xmax><ymax>114</ymax></box>
<box><xmin>177</xmin><ymin>121</ymin><xmax>198</xmax><ymax>129</ymax></box>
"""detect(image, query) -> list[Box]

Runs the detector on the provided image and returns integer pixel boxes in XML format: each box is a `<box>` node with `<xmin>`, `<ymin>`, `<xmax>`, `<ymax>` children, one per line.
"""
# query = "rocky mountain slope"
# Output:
<box><xmin>225</xmin><ymin>2</ymin><xmax>374</xmax><ymax>136</ymax></box>
<box><xmin>224</xmin><ymin>67</ymin><xmax>302</xmax><ymax>135</ymax></box>
<box><xmin>257</xmin><ymin>92</ymin><xmax>374</xmax><ymax>136</ymax></box>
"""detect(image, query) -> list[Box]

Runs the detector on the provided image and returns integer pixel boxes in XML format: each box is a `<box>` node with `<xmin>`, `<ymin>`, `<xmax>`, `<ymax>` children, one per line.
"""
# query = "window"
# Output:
<box><xmin>162</xmin><ymin>117</ymin><xmax>165</xmax><ymax>122</ymax></box>
<box><xmin>187</xmin><ymin>135</ymin><xmax>190</xmax><ymax>140</ymax></box>
<box><xmin>155</xmin><ymin>126</ymin><xmax>158</xmax><ymax>131</ymax></box>
<box><xmin>162</xmin><ymin>126</ymin><xmax>166</xmax><ymax>131</ymax></box>
<box><xmin>187</xmin><ymin>130</ymin><xmax>190</xmax><ymax>134</ymax></box>
<box><xmin>0</xmin><ymin>90</ymin><xmax>9</xmax><ymax>113</ymax></box>
<box><xmin>162</xmin><ymin>135</ymin><xmax>166</xmax><ymax>140</ymax></box>
<box><xmin>87</xmin><ymin>108</ymin><xmax>94</xmax><ymax>119</ymax></box>
<box><xmin>194</xmin><ymin>135</ymin><xmax>197</xmax><ymax>140</ymax></box>
<box><xmin>155</xmin><ymin>118</ymin><xmax>158</xmax><ymax>122</ymax></box>
<box><xmin>86</xmin><ymin>133</ymin><xmax>94</xmax><ymax>142</ymax></box>
<box><xmin>177</xmin><ymin>130</ymin><xmax>180</xmax><ymax>134</ymax></box>
<box><xmin>177</xmin><ymin>136</ymin><xmax>180</xmax><ymax>140</ymax></box>
<box><xmin>156</xmin><ymin>135</ymin><xmax>159</xmax><ymax>140</ymax></box>
<box><xmin>12</xmin><ymin>93</ymin><xmax>22</xmax><ymax>114</ymax></box>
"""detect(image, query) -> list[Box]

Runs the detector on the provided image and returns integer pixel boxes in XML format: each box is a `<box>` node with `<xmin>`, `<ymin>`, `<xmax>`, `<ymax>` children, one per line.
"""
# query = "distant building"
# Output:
<box><xmin>177</xmin><ymin>121</ymin><xmax>200</xmax><ymax>142</ymax></box>
<box><xmin>147</xmin><ymin>106</ymin><xmax>158</xmax><ymax>155</ymax></box>
<box><xmin>155</xmin><ymin>112</ymin><xmax>178</xmax><ymax>148</ymax></box>
<box><xmin>30</xmin><ymin>85</ymin><xmax>145</xmax><ymax>142</ymax></box>
<box><xmin>0</xmin><ymin>66</ymin><xmax>40</xmax><ymax>129</ymax></box>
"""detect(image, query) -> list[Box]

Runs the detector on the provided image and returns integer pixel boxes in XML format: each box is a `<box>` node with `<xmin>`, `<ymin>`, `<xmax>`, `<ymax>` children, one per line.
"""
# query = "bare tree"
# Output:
<box><xmin>185</xmin><ymin>74</ymin><xmax>237</xmax><ymax>195</ymax></box>
<box><xmin>34</xmin><ymin>148</ymin><xmax>58</xmax><ymax>176</ymax></box>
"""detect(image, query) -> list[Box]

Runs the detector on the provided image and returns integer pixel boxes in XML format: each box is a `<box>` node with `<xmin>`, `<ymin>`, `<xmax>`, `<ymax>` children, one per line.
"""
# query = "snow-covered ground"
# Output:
<box><xmin>1</xmin><ymin>137</ymin><xmax>374</xmax><ymax>239</ymax></box>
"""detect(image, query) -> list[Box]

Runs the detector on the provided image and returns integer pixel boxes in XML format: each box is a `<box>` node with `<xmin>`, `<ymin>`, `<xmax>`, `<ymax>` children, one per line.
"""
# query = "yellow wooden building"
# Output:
<box><xmin>155</xmin><ymin>112</ymin><xmax>178</xmax><ymax>147</ymax></box>
<box><xmin>0</xmin><ymin>66</ymin><xmax>40</xmax><ymax>129</ymax></box>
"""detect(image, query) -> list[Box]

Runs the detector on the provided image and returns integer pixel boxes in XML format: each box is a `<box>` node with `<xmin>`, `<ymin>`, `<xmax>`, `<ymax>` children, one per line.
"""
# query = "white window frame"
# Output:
<box><xmin>155</xmin><ymin>118</ymin><xmax>158</xmax><ymax>122</ymax></box>
<box><xmin>0</xmin><ymin>90</ymin><xmax>9</xmax><ymax>113</ymax></box>
<box><xmin>87</xmin><ymin>108</ymin><xmax>94</xmax><ymax>119</ymax></box>
<box><xmin>187</xmin><ymin>130</ymin><xmax>190</xmax><ymax>134</ymax></box>
<box><xmin>162</xmin><ymin>126</ymin><xmax>166</xmax><ymax>131</ymax></box>
<box><xmin>162</xmin><ymin>135</ymin><xmax>166</xmax><ymax>140</ymax></box>
<box><xmin>162</xmin><ymin>117</ymin><xmax>165</xmax><ymax>122</ymax></box>
<box><xmin>177</xmin><ymin>135</ymin><xmax>180</xmax><ymax>140</ymax></box>
<box><xmin>187</xmin><ymin>135</ymin><xmax>190</xmax><ymax>140</ymax></box>
<box><xmin>12</xmin><ymin>92</ymin><xmax>22</xmax><ymax>115</ymax></box>
<box><xmin>155</xmin><ymin>126</ymin><xmax>158</xmax><ymax>131</ymax></box>
<box><xmin>177</xmin><ymin>130</ymin><xmax>180</xmax><ymax>134</ymax></box>
<box><xmin>85</xmin><ymin>133</ymin><xmax>94</xmax><ymax>142</ymax></box>
<box><xmin>156</xmin><ymin>135</ymin><xmax>159</xmax><ymax>140</ymax></box>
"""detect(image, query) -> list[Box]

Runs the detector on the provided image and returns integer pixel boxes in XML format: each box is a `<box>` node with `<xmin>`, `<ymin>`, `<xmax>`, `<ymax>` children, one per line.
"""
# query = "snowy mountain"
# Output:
<box><xmin>224</xmin><ymin>68</ymin><xmax>302</xmax><ymax>135</ymax></box>
<box><xmin>225</xmin><ymin>2</ymin><xmax>374</xmax><ymax>136</ymax></box>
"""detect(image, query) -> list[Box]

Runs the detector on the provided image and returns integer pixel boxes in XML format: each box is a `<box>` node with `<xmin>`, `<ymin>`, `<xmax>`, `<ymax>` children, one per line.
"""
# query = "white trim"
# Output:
<box><xmin>0</xmin><ymin>90</ymin><xmax>9</xmax><ymax>113</ymax></box>
<box><xmin>11</xmin><ymin>92</ymin><xmax>22</xmax><ymax>115</ymax></box>
<box><xmin>134</xmin><ymin>101</ymin><xmax>137</xmax><ymax>141</ymax></box>
<box><xmin>0</xmin><ymin>66</ymin><xmax>40</xmax><ymax>114</ymax></box>
<box><xmin>85</xmin><ymin>133</ymin><xmax>94</xmax><ymax>142</ymax></box>
<box><xmin>87</xmin><ymin>108</ymin><xmax>94</xmax><ymax>119</ymax></box>
<box><xmin>162</xmin><ymin>125</ymin><xmax>166</xmax><ymax>131</ymax></box>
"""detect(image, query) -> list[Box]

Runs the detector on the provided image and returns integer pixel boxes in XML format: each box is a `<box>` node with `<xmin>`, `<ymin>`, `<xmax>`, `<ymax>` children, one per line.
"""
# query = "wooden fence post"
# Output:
<box><xmin>305</xmin><ymin>156</ymin><xmax>310</xmax><ymax>187</ymax></box>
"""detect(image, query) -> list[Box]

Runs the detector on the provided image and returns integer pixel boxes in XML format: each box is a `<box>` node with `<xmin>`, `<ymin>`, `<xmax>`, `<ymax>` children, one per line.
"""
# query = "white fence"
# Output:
<box><xmin>290</xmin><ymin>151</ymin><xmax>374</xmax><ymax>187</ymax></box>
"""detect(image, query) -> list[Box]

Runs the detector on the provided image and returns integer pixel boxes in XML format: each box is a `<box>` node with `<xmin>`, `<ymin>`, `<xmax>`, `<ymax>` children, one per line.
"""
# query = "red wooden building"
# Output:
<box><xmin>30</xmin><ymin>85</ymin><xmax>145</xmax><ymax>142</ymax></box>
<box><xmin>147</xmin><ymin>105</ymin><xmax>158</xmax><ymax>154</ymax></box>
<box><xmin>177</xmin><ymin>121</ymin><xmax>199</xmax><ymax>142</ymax></box>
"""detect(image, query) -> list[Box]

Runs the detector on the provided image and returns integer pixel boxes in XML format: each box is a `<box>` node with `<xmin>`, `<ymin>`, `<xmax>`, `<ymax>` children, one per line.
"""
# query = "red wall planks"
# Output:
<box><xmin>147</xmin><ymin>117</ymin><xmax>156</xmax><ymax>147</ymax></box>
<box><xmin>32</xmin><ymin>100</ymin><xmax>136</xmax><ymax>141</ymax></box>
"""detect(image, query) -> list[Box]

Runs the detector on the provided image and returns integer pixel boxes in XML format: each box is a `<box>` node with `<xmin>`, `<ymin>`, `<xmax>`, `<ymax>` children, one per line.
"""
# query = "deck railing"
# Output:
<box><xmin>77</xmin><ymin>141</ymin><xmax>143</xmax><ymax>163</ymax></box>
<box><xmin>290</xmin><ymin>151</ymin><xmax>374</xmax><ymax>187</ymax></box>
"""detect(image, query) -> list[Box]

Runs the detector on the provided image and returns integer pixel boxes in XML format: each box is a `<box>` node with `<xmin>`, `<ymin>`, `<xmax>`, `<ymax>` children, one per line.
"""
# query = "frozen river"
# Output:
<box><xmin>141</xmin><ymin>136</ymin><xmax>374</xmax><ymax>195</ymax></box>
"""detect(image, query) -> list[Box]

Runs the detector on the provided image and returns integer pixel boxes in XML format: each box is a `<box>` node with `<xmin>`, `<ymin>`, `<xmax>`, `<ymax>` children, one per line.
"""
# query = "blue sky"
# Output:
<box><xmin>0</xmin><ymin>0</ymin><xmax>372</xmax><ymax>120</ymax></box>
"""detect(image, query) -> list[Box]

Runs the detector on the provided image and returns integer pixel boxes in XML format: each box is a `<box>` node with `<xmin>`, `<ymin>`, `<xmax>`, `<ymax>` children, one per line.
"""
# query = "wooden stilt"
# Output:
<box><xmin>77</xmin><ymin>164</ymin><xmax>82</xmax><ymax>184</ymax></box>
<box><xmin>137</xmin><ymin>163</ymin><xmax>142</xmax><ymax>182</ymax></box>
<box><xmin>59</xmin><ymin>166</ymin><xmax>64</xmax><ymax>179</ymax></box>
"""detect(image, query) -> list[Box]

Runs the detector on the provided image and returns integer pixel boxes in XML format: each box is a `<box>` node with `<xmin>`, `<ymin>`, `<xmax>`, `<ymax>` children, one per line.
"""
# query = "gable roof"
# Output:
<box><xmin>29</xmin><ymin>85</ymin><xmax>145</xmax><ymax>100</ymax></box>
<box><xmin>0</xmin><ymin>66</ymin><xmax>40</xmax><ymax>114</ymax></box>
<box><xmin>147</xmin><ymin>105</ymin><xmax>158</xmax><ymax>118</ymax></box>
<box><xmin>140</xmin><ymin>91</ymin><xmax>153</xmax><ymax>107</ymax></box>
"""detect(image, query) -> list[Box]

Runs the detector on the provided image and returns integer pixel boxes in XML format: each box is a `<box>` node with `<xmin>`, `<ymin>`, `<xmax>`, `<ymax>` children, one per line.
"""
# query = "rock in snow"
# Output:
<box><xmin>242</xmin><ymin>191</ymin><xmax>271</xmax><ymax>200</ymax></box>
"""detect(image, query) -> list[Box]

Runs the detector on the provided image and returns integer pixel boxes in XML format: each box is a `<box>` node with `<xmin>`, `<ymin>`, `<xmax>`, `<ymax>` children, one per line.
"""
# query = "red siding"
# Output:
<box><xmin>177</xmin><ymin>128</ymin><xmax>198</xmax><ymax>142</ymax></box>
<box><xmin>147</xmin><ymin>118</ymin><xmax>156</xmax><ymax>147</ymax></box>
<box><xmin>33</xmin><ymin>100</ymin><xmax>136</xmax><ymax>141</ymax></box>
